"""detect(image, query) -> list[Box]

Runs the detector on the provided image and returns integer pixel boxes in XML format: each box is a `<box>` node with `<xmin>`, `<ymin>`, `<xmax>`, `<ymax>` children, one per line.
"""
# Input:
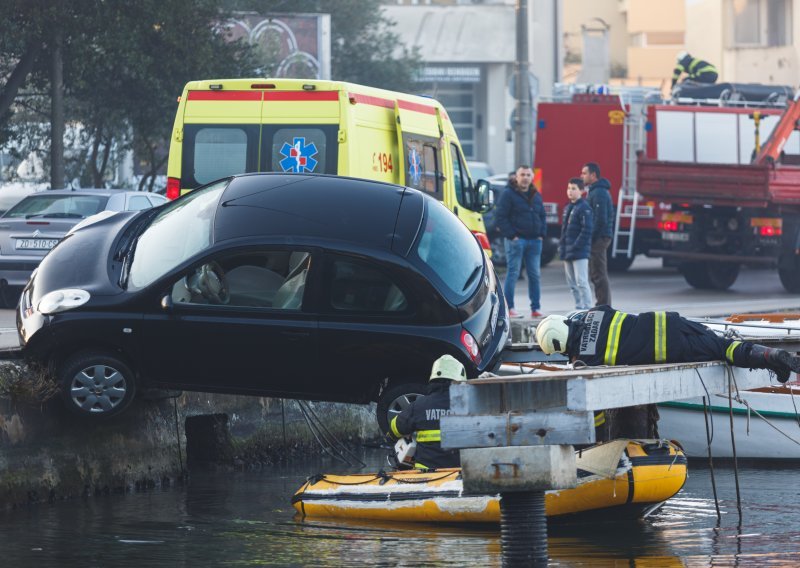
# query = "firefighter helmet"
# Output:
<box><xmin>430</xmin><ymin>355</ymin><xmax>467</xmax><ymax>382</ymax></box>
<box><xmin>677</xmin><ymin>50</ymin><xmax>689</xmax><ymax>62</ymax></box>
<box><xmin>536</xmin><ymin>315</ymin><xmax>570</xmax><ymax>355</ymax></box>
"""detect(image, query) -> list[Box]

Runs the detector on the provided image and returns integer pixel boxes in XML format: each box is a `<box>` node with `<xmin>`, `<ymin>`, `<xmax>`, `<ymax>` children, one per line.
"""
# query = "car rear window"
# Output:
<box><xmin>4</xmin><ymin>194</ymin><xmax>109</xmax><ymax>219</ymax></box>
<box><xmin>412</xmin><ymin>199</ymin><xmax>484</xmax><ymax>304</ymax></box>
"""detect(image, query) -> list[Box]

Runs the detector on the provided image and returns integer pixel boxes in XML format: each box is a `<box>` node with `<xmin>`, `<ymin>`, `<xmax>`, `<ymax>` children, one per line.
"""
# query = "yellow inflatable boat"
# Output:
<box><xmin>292</xmin><ymin>439</ymin><xmax>687</xmax><ymax>523</ymax></box>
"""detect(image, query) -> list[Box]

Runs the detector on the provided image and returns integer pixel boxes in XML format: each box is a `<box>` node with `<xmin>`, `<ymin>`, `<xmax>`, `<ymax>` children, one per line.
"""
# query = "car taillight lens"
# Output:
<box><xmin>166</xmin><ymin>177</ymin><xmax>181</xmax><ymax>200</ymax></box>
<box><xmin>460</xmin><ymin>329</ymin><xmax>481</xmax><ymax>364</ymax></box>
<box><xmin>473</xmin><ymin>231</ymin><xmax>491</xmax><ymax>250</ymax></box>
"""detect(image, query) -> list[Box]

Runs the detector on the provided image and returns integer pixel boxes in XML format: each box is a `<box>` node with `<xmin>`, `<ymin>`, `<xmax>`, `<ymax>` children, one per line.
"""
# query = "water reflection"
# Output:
<box><xmin>1</xmin><ymin>454</ymin><xmax>799</xmax><ymax>566</ymax></box>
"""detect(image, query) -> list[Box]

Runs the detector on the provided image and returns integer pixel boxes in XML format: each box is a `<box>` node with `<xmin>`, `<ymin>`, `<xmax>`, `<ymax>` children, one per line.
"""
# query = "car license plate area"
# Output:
<box><xmin>16</xmin><ymin>238</ymin><xmax>59</xmax><ymax>250</ymax></box>
<box><xmin>661</xmin><ymin>232</ymin><xmax>689</xmax><ymax>242</ymax></box>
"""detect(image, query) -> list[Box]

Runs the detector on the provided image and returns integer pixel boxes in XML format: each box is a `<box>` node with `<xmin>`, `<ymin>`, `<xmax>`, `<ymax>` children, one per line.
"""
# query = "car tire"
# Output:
<box><xmin>58</xmin><ymin>351</ymin><xmax>137</xmax><ymax>419</ymax></box>
<box><xmin>376</xmin><ymin>382</ymin><xmax>426</xmax><ymax>435</ymax></box>
<box><xmin>0</xmin><ymin>285</ymin><xmax>22</xmax><ymax>309</ymax></box>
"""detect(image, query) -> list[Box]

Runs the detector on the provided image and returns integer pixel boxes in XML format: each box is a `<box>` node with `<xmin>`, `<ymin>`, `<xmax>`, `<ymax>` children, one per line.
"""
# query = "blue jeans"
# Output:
<box><xmin>503</xmin><ymin>237</ymin><xmax>542</xmax><ymax>311</ymax></box>
<box><xmin>564</xmin><ymin>258</ymin><xmax>593</xmax><ymax>309</ymax></box>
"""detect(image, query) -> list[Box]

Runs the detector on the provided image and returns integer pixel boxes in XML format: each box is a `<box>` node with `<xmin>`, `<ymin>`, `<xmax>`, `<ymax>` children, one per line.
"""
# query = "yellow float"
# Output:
<box><xmin>293</xmin><ymin>439</ymin><xmax>687</xmax><ymax>523</ymax></box>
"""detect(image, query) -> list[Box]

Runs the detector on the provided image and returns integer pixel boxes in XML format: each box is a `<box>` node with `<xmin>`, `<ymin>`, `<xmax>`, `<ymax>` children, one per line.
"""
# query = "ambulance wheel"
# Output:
<box><xmin>779</xmin><ymin>263</ymin><xmax>800</xmax><ymax>293</ymax></box>
<box><xmin>607</xmin><ymin>252</ymin><xmax>635</xmax><ymax>272</ymax></box>
<box><xmin>376</xmin><ymin>382</ymin><xmax>426</xmax><ymax>435</ymax></box>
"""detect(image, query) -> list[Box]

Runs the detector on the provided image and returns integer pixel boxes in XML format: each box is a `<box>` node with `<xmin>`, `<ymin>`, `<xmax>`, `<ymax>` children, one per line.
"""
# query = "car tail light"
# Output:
<box><xmin>166</xmin><ymin>177</ymin><xmax>181</xmax><ymax>200</ymax></box>
<box><xmin>473</xmin><ymin>231</ymin><xmax>491</xmax><ymax>250</ymax></box>
<box><xmin>460</xmin><ymin>329</ymin><xmax>482</xmax><ymax>364</ymax></box>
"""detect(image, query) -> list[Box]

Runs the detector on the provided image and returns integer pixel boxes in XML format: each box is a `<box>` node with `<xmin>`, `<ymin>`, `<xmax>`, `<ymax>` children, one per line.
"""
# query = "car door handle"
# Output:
<box><xmin>281</xmin><ymin>330</ymin><xmax>311</xmax><ymax>341</ymax></box>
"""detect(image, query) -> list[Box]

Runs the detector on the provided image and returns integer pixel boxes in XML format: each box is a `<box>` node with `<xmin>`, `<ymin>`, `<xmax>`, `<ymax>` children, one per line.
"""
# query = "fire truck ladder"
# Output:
<box><xmin>611</xmin><ymin>102</ymin><xmax>646</xmax><ymax>261</ymax></box>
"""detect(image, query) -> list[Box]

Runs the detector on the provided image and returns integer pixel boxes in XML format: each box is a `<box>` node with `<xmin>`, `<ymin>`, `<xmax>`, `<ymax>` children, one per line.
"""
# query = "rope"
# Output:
<box><xmin>713</xmin><ymin>393</ymin><xmax>800</xmax><ymax>448</ymax></box>
<box><xmin>725</xmin><ymin>365</ymin><xmax>743</xmax><ymax>521</ymax></box>
<box><xmin>695</xmin><ymin>368</ymin><xmax>720</xmax><ymax>521</ymax></box>
<box><xmin>172</xmin><ymin>396</ymin><xmax>185</xmax><ymax>478</ymax></box>
<box><xmin>307</xmin><ymin>470</ymin><xmax>460</xmax><ymax>487</ymax></box>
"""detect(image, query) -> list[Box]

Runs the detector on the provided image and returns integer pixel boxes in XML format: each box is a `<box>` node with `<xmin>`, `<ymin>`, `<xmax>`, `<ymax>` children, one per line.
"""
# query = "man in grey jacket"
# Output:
<box><xmin>581</xmin><ymin>162</ymin><xmax>614</xmax><ymax>306</ymax></box>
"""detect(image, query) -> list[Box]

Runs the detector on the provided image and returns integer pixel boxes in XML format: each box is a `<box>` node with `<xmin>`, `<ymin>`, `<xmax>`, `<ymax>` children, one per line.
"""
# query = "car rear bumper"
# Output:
<box><xmin>0</xmin><ymin>257</ymin><xmax>41</xmax><ymax>287</ymax></box>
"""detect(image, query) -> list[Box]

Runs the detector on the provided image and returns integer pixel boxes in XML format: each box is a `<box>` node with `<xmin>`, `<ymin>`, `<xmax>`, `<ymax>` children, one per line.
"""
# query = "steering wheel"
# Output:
<box><xmin>188</xmin><ymin>262</ymin><xmax>229</xmax><ymax>304</ymax></box>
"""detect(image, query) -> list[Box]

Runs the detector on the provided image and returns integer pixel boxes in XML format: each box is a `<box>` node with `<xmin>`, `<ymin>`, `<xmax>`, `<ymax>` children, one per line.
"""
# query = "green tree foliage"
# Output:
<box><xmin>226</xmin><ymin>0</ymin><xmax>421</xmax><ymax>92</ymax></box>
<box><xmin>0</xmin><ymin>0</ymin><xmax>257</xmax><ymax>189</ymax></box>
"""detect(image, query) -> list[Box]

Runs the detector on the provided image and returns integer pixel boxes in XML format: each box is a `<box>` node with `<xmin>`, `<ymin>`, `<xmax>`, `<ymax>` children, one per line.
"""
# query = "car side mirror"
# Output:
<box><xmin>475</xmin><ymin>179</ymin><xmax>494</xmax><ymax>213</ymax></box>
<box><xmin>161</xmin><ymin>293</ymin><xmax>173</xmax><ymax>311</ymax></box>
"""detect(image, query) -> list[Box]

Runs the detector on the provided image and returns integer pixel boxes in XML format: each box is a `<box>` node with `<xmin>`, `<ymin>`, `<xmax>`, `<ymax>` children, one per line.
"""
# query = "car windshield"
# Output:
<box><xmin>127</xmin><ymin>179</ymin><xmax>228</xmax><ymax>290</ymax></box>
<box><xmin>413</xmin><ymin>199</ymin><xmax>484</xmax><ymax>304</ymax></box>
<box><xmin>3</xmin><ymin>194</ymin><xmax>109</xmax><ymax>219</ymax></box>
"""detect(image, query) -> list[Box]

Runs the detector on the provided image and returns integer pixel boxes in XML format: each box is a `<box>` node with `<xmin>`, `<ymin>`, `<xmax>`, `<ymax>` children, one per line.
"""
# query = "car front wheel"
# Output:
<box><xmin>58</xmin><ymin>351</ymin><xmax>137</xmax><ymax>419</ymax></box>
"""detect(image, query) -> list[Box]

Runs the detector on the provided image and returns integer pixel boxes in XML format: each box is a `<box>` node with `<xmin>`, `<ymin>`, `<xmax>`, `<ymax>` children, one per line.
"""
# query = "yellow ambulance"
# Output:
<box><xmin>166</xmin><ymin>78</ymin><xmax>492</xmax><ymax>251</ymax></box>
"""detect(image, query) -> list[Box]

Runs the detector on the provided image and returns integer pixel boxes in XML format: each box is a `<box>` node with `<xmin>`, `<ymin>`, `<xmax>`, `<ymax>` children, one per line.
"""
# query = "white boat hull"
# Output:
<box><xmin>658</xmin><ymin>388</ymin><xmax>800</xmax><ymax>459</ymax></box>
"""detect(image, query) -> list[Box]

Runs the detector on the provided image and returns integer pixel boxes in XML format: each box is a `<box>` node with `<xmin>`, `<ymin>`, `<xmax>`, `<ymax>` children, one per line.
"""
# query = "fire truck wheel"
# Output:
<box><xmin>607</xmin><ymin>253</ymin><xmax>635</xmax><ymax>272</ymax></box>
<box><xmin>779</xmin><ymin>265</ymin><xmax>800</xmax><ymax>293</ymax></box>
<box><xmin>541</xmin><ymin>237</ymin><xmax>558</xmax><ymax>267</ymax></box>
<box><xmin>680</xmin><ymin>262</ymin><xmax>739</xmax><ymax>290</ymax></box>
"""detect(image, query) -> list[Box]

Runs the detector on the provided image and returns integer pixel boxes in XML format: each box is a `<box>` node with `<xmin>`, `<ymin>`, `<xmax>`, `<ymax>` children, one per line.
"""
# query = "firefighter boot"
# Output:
<box><xmin>748</xmin><ymin>345</ymin><xmax>800</xmax><ymax>384</ymax></box>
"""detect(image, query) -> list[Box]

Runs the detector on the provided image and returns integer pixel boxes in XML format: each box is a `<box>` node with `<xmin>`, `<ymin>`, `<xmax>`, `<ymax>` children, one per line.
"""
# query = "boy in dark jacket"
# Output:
<box><xmin>559</xmin><ymin>178</ymin><xmax>593</xmax><ymax>309</ymax></box>
<box><xmin>581</xmin><ymin>162</ymin><xmax>614</xmax><ymax>306</ymax></box>
<box><xmin>495</xmin><ymin>165</ymin><xmax>547</xmax><ymax>318</ymax></box>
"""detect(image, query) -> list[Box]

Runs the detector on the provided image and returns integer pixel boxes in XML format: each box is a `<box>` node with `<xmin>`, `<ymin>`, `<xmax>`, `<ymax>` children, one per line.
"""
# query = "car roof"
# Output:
<box><xmin>31</xmin><ymin>189</ymin><xmax>152</xmax><ymax>197</ymax></box>
<box><xmin>214</xmin><ymin>173</ymin><xmax>415</xmax><ymax>251</ymax></box>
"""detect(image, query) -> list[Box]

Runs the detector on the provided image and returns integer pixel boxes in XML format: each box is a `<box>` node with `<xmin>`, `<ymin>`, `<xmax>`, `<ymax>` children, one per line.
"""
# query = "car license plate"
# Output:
<box><xmin>16</xmin><ymin>238</ymin><xmax>59</xmax><ymax>250</ymax></box>
<box><xmin>661</xmin><ymin>232</ymin><xmax>689</xmax><ymax>242</ymax></box>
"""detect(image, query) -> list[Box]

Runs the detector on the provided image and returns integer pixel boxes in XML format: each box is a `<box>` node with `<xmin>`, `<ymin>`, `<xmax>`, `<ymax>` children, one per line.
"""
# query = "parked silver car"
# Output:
<box><xmin>0</xmin><ymin>189</ymin><xmax>166</xmax><ymax>306</ymax></box>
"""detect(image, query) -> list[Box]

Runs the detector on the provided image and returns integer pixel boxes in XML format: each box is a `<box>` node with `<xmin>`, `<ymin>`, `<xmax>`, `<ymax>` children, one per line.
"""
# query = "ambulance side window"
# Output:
<box><xmin>450</xmin><ymin>143</ymin><xmax>474</xmax><ymax>209</ymax></box>
<box><xmin>404</xmin><ymin>139</ymin><xmax>441</xmax><ymax>198</ymax></box>
<box><xmin>182</xmin><ymin>125</ymin><xmax>259</xmax><ymax>189</ymax></box>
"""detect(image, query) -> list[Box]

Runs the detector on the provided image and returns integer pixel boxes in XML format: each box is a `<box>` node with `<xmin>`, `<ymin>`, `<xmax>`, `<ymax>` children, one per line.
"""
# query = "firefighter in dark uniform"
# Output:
<box><xmin>388</xmin><ymin>355</ymin><xmax>465</xmax><ymax>470</ymax></box>
<box><xmin>536</xmin><ymin>306</ymin><xmax>800</xmax><ymax>438</ymax></box>
<box><xmin>672</xmin><ymin>51</ymin><xmax>718</xmax><ymax>88</ymax></box>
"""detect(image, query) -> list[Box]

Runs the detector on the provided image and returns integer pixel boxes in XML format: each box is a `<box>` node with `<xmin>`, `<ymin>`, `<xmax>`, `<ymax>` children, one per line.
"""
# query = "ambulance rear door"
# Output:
<box><xmin>180</xmin><ymin>89</ymin><xmax>263</xmax><ymax>191</ymax></box>
<box><xmin>395</xmin><ymin>100</ymin><xmax>444</xmax><ymax>201</ymax></box>
<box><xmin>260</xmin><ymin>90</ymin><xmax>340</xmax><ymax>175</ymax></box>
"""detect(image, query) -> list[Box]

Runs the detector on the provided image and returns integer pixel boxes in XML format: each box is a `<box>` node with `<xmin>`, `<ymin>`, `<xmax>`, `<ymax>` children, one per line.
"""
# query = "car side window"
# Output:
<box><xmin>170</xmin><ymin>249</ymin><xmax>311</xmax><ymax>310</ymax></box>
<box><xmin>327</xmin><ymin>258</ymin><xmax>408</xmax><ymax>313</ymax></box>
<box><xmin>450</xmin><ymin>143</ymin><xmax>473</xmax><ymax>208</ymax></box>
<box><xmin>127</xmin><ymin>195</ymin><xmax>152</xmax><ymax>211</ymax></box>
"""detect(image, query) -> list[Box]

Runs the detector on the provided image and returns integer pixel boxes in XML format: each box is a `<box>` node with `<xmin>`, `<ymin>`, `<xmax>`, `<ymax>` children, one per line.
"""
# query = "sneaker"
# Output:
<box><xmin>530</xmin><ymin>311</ymin><xmax>544</xmax><ymax>318</ymax></box>
<box><xmin>508</xmin><ymin>308</ymin><xmax>524</xmax><ymax>319</ymax></box>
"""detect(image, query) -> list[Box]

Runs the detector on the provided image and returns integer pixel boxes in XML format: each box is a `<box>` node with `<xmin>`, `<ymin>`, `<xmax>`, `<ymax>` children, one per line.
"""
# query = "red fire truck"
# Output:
<box><xmin>534</xmin><ymin>86</ymin><xmax>793</xmax><ymax>275</ymax></box>
<box><xmin>637</xmin><ymin>96</ymin><xmax>800</xmax><ymax>291</ymax></box>
<box><xmin>534</xmin><ymin>90</ymin><xmax>666</xmax><ymax>271</ymax></box>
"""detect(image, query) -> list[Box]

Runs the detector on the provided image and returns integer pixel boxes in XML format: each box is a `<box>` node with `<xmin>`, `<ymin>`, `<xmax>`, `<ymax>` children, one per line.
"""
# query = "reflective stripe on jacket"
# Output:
<box><xmin>672</xmin><ymin>57</ymin><xmax>717</xmax><ymax>82</ymax></box>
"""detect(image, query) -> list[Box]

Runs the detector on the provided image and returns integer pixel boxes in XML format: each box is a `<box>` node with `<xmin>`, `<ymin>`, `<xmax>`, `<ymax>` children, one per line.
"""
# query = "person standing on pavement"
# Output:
<box><xmin>580</xmin><ymin>162</ymin><xmax>613</xmax><ymax>306</ymax></box>
<box><xmin>495</xmin><ymin>165</ymin><xmax>547</xmax><ymax>318</ymax></box>
<box><xmin>559</xmin><ymin>178</ymin><xmax>594</xmax><ymax>310</ymax></box>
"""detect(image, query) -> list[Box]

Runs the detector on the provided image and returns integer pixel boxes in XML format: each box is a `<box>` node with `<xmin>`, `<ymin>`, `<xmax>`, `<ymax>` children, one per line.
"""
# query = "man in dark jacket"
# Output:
<box><xmin>672</xmin><ymin>51</ymin><xmax>718</xmax><ymax>88</ymax></box>
<box><xmin>580</xmin><ymin>162</ymin><xmax>614</xmax><ymax>306</ymax></box>
<box><xmin>389</xmin><ymin>355</ymin><xmax>466</xmax><ymax>470</ymax></box>
<box><xmin>536</xmin><ymin>308</ymin><xmax>800</xmax><ymax>438</ymax></box>
<box><xmin>495</xmin><ymin>165</ymin><xmax>547</xmax><ymax>318</ymax></box>
<box><xmin>559</xmin><ymin>178</ymin><xmax>593</xmax><ymax>310</ymax></box>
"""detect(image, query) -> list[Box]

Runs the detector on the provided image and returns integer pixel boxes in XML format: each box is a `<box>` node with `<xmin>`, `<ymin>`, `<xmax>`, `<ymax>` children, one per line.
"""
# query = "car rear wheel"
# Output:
<box><xmin>376</xmin><ymin>382</ymin><xmax>426</xmax><ymax>435</ymax></box>
<box><xmin>58</xmin><ymin>351</ymin><xmax>137</xmax><ymax>419</ymax></box>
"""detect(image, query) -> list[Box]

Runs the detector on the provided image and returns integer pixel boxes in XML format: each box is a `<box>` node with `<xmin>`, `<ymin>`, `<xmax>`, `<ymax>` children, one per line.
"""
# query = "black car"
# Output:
<box><xmin>18</xmin><ymin>173</ymin><xmax>509</xmax><ymax>428</ymax></box>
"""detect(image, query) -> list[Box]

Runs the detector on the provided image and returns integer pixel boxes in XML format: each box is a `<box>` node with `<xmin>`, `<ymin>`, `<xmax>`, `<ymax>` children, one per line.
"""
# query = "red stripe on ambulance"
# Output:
<box><xmin>187</xmin><ymin>91</ymin><xmax>262</xmax><ymax>101</ymax></box>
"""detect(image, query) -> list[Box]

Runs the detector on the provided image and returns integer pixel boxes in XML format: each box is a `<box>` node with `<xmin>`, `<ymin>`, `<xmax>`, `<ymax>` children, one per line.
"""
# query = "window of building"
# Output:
<box><xmin>730</xmin><ymin>0</ymin><xmax>791</xmax><ymax>47</ymax></box>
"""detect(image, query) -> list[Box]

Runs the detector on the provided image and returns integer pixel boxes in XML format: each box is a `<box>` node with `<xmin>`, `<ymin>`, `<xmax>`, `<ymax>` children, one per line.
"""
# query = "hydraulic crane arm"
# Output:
<box><xmin>754</xmin><ymin>96</ymin><xmax>800</xmax><ymax>165</ymax></box>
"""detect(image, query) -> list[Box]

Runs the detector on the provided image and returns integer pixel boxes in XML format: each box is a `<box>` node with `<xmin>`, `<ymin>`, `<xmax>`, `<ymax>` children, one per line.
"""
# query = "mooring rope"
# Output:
<box><xmin>695</xmin><ymin>368</ymin><xmax>721</xmax><ymax>521</ymax></box>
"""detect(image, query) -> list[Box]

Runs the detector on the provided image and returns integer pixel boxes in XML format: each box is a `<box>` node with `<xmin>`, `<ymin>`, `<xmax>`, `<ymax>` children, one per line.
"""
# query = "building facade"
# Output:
<box><xmin>385</xmin><ymin>0</ymin><xmax>561</xmax><ymax>174</ymax></box>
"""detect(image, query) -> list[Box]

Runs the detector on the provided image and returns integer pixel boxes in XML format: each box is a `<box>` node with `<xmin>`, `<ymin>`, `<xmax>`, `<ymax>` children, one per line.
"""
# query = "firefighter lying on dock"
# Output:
<box><xmin>535</xmin><ymin>306</ymin><xmax>800</xmax><ymax>438</ymax></box>
<box><xmin>388</xmin><ymin>355</ymin><xmax>465</xmax><ymax>470</ymax></box>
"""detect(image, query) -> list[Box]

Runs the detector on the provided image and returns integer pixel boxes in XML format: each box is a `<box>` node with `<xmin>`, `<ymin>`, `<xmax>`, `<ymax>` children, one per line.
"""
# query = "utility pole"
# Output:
<box><xmin>514</xmin><ymin>0</ymin><xmax>533</xmax><ymax>167</ymax></box>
